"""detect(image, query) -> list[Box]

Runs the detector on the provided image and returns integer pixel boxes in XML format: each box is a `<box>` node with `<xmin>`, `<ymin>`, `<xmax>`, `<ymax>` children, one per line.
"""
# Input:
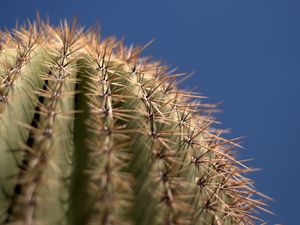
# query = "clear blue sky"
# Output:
<box><xmin>1</xmin><ymin>1</ymin><xmax>299</xmax><ymax>224</ymax></box>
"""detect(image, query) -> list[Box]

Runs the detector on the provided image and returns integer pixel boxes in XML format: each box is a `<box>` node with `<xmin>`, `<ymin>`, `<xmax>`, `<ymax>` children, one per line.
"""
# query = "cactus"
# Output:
<box><xmin>0</xmin><ymin>20</ymin><xmax>269</xmax><ymax>225</ymax></box>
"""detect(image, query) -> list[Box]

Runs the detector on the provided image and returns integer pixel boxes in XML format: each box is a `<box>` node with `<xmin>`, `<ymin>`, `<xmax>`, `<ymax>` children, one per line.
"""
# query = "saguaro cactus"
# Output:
<box><xmin>0</xmin><ymin>20</ymin><xmax>269</xmax><ymax>225</ymax></box>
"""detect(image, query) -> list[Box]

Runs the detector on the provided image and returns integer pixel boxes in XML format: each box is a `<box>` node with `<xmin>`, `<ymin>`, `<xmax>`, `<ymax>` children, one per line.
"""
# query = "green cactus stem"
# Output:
<box><xmin>0</xmin><ymin>20</ymin><xmax>270</xmax><ymax>225</ymax></box>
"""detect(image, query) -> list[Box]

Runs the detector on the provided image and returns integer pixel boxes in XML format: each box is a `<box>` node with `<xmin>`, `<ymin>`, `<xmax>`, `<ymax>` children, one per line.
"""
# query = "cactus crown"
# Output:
<box><xmin>0</xmin><ymin>20</ymin><xmax>269</xmax><ymax>225</ymax></box>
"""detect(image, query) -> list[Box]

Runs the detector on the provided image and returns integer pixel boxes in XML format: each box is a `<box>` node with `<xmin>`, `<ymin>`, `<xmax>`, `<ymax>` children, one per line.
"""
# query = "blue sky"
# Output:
<box><xmin>1</xmin><ymin>1</ymin><xmax>299</xmax><ymax>224</ymax></box>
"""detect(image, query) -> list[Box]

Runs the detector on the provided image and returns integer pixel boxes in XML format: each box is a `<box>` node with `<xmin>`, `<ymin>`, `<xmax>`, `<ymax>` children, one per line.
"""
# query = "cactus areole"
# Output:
<box><xmin>0</xmin><ymin>20</ymin><xmax>269</xmax><ymax>225</ymax></box>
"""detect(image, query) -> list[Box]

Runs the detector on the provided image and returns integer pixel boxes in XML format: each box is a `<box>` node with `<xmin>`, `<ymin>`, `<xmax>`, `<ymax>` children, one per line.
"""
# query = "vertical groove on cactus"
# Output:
<box><xmin>69</xmin><ymin>60</ymin><xmax>91</xmax><ymax>225</ymax></box>
<box><xmin>0</xmin><ymin>20</ymin><xmax>271</xmax><ymax>225</ymax></box>
<box><xmin>3</xmin><ymin>23</ymin><xmax>81</xmax><ymax>225</ymax></box>
<box><xmin>0</xmin><ymin>28</ymin><xmax>48</xmax><ymax>221</ymax></box>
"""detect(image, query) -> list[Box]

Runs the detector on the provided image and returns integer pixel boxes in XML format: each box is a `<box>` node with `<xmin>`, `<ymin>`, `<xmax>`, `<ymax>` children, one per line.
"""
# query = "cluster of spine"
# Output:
<box><xmin>0</xmin><ymin>20</ymin><xmax>269</xmax><ymax>225</ymax></box>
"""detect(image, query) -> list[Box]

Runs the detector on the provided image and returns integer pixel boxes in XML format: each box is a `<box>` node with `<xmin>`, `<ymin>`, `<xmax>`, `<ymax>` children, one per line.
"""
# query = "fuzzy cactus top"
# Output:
<box><xmin>0</xmin><ymin>20</ymin><xmax>270</xmax><ymax>225</ymax></box>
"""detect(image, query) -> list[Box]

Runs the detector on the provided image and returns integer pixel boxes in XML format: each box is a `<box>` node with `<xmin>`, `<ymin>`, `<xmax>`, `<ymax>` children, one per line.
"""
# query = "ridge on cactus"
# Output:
<box><xmin>0</xmin><ymin>19</ymin><xmax>271</xmax><ymax>225</ymax></box>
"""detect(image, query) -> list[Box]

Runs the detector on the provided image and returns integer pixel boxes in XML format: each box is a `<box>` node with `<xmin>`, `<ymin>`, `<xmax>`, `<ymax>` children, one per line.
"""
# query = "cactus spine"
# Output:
<box><xmin>0</xmin><ymin>20</ymin><xmax>269</xmax><ymax>225</ymax></box>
